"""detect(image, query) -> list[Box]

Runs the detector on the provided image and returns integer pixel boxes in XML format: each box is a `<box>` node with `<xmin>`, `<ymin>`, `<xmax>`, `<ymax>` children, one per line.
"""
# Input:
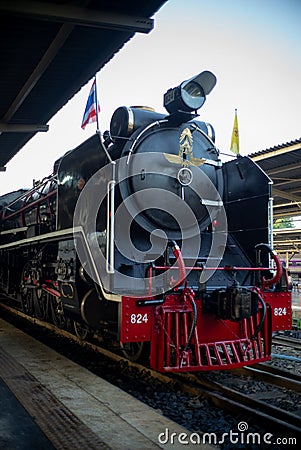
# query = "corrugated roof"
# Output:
<box><xmin>250</xmin><ymin>137</ymin><xmax>301</xmax><ymax>217</ymax></box>
<box><xmin>250</xmin><ymin>137</ymin><xmax>301</xmax><ymax>158</ymax></box>
<box><xmin>0</xmin><ymin>0</ymin><xmax>167</xmax><ymax>169</ymax></box>
<box><xmin>249</xmin><ymin>137</ymin><xmax>301</xmax><ymax>256</ymax></box>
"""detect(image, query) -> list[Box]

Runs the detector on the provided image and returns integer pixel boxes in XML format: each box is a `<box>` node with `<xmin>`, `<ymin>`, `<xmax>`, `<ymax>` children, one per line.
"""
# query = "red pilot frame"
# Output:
<box><xmin>121</xmin><ymin>243</ymin><xmax>292</xmax><ymax>372</ymax></box>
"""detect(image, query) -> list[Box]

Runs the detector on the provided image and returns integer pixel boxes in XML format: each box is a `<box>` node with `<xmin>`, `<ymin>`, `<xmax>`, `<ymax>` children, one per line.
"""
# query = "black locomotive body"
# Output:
<box><xmin>0</xmin><ymin>72</ymin><xmax>292</xmax><ymax>371</ymax></box>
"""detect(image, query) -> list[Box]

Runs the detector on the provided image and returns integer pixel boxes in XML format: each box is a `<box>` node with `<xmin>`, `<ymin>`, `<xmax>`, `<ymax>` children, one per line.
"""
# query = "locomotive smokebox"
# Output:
<box><xmin>117</xmin><ymin>117</ymin><xmax>224</xmax><ymax>239</ymax></box>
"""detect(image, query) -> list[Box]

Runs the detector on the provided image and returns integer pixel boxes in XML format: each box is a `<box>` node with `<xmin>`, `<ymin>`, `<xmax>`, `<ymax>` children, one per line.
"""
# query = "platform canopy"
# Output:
<box><xmin>250</xmin><ymin>138</ymin><xmax>301</xmax><ymax>258</ymax></box>
<box><xmin>0</xmin><ymin>0</ymin><xmax>167</xmax><ymax>171</ymax></box>
<box><xmin>251</xmin><ymin>138</ymin><xmax>301</xmax><ymax>219</ymax></box>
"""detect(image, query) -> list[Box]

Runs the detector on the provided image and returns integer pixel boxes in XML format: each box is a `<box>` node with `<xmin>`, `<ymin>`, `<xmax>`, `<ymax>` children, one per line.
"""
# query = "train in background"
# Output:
<box><xmin>0</xmin><ymin>71</ymin><xmax>292</xmax><ymax>372</ymax></box>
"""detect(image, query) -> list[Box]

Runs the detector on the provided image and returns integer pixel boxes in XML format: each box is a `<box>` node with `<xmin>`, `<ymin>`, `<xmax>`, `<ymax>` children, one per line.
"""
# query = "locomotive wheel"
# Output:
<box><xmin>49</xmin><ymin>298</ymin><xmax>66</xmax><ymax>329</ymax></box>
<box><xmin>21</xmin><ymin>286</ymin><xmax>34</xmax><ymax>316</ymax></box>
<box><xmin>33</xmin><ymin>288</ymin><xmax>47</xmax><ymax>320</ymax></box>
<box><xmin>20</xmin><ymin>263</ymin><xmax>34</xmax><ymax>316</ymax></box>
<box><xmin>73</xmin><ymin>321</ymin><xmax>90</xmax><ymax>340</ymax></box>
<box><xmin>120</xmin><ymin>342</ymin><xmax>144</xmax><ymax>362</ymax></box>
<box><xmin>21</xmin><ymin>262</ymin><xmax>45</xmax><ymax>318</ymax></box>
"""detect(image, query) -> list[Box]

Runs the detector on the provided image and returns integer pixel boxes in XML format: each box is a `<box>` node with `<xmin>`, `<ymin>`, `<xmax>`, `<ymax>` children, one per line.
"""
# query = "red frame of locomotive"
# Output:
<box><xmin>121</xmin><ymin>262</ymin><xmax>292</xmax><ymax>372</ymax></box>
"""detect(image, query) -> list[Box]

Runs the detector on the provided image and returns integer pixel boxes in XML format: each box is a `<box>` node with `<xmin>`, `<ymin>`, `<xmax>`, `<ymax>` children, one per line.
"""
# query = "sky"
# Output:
<box><xmin>0</xmin><ymin>0</ymin><xmax>300</xmax><ymax>195</ymax></box>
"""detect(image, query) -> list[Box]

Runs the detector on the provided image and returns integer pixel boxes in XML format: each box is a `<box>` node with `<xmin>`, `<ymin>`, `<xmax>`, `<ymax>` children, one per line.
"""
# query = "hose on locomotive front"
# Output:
<box><xmin>179</xmin><ymin>284</ymin><xmax>198</xmax><ymax>368</ymax></box>
<box><xmin>167</xmin><ymin>241</ymin><xmax>198</xmax><ymax>365</ymax></box>
<box><xmin>251</xmin><ymin>289</ymin><xmax>267</xmax><ymax>340</ymax></box>
<box><xmin>183</xmin><ymin>286</ymin><xmax>198</xmax><ymax>351</ymax></box>
<box><xmin>252</xmin><ymin>242</ymin><xmax>282</xmax><ymax>340</ymax></box>
<box><xmin>255</xmin><ymin>243</ymin><xmax>283</xmax><ymax>289</ymax></box>
<box><xmin>168</xmin><ymin>240</ymin><xmax>186</xmax><ymax>287</ymax></box>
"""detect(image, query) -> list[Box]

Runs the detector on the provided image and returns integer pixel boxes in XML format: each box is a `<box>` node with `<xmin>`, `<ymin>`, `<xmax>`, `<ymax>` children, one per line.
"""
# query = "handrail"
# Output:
<box><xmin>105</xmin><ymin>162</ymin><xmax>116</xmax><ymax>274</ymax></box>
<box><xmin>2</xmin><ymin>189</ymin><xmax>57</xmax><ymax>221</ymax></box>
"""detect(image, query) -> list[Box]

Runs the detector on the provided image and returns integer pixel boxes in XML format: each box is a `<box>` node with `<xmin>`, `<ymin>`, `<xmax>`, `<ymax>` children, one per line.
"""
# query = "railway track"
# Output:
<box><xmin>0</xmin><ymin>300</ymin><xmax>300</xmax><ymax>439</ymax></box>
<box><xmin>235</xmin><ymin>364</ymin><xmax>301</xmax><ymax>393</ymax></box>
<box><xmin>171</xmin><ymin>372</ymin><xmax>301</xmax><ymax>436</ymax></box>
<box><xmin>273</xmin><ymin>334</ymin><xmax>301</xmax><ymax>352</ymax></box>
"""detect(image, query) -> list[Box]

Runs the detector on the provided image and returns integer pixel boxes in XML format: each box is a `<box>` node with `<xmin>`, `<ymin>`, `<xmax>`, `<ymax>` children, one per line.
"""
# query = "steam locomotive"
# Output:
<box><xmin>0</xmin><ymin>71</ymin><xmax>292</xmax><ymax>372</ymax></box>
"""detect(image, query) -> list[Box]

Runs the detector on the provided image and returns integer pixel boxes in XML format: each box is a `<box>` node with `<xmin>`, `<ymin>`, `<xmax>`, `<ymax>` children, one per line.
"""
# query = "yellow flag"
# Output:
<box><xmin>230</xmin><ymin>109</ymin><xmax>239</xmax><ymax>155</ymax></box>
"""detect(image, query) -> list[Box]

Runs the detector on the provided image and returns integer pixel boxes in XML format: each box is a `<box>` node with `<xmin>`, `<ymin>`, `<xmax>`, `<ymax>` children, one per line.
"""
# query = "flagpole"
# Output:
<box><xmin>93</xmin><ymin>75</ymin><xmax>100</xmax><ymax>132</ymax></box>
<box><xmin>93</xmin><ymin>75</ymin><xmax>113</xmax><ymax>164</ymax></box>
<box><xmin>230</xmin><ymin>108</ymin><xmax>240</xmax><ymax>156</ymax></box>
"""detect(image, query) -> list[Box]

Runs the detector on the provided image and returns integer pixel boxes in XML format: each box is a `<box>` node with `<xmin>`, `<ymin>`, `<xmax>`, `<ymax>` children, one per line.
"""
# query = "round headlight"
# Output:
<box><xmin>181</xmin><ymin>81</ymin><xmax>205</xmax><ymax>111</ymax></box>
<box><xmin>163</xmin><ymin>71</ymin><xmax>216</xmax><ymax>115</ymax></box>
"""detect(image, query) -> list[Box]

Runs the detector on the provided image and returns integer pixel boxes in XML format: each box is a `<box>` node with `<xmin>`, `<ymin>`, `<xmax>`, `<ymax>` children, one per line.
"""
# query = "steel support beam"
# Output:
<box><xmin>0</xmin><ymin>0</ymin><xmax>154</xmax><ymax>33</ymax></box>
<box><xmin>1</xmin><ymin>23</ymin><xmax>73</xmax><ymax>125</ymax></box>
<box><xmin>266</xmin><ymin>160</ymin><xmax>301</xmax><ymax>176</ymax></box>
<box><xmin>0</xmin><ymin>124</ymin><xmax>49</xmax><ymax>132</ymax></box>
<box><xmin>274</xmin><ymin>201</ymin><xmax>301</xmax><ymax>209</ymax></box>
<box><xmin>273</xmin><ymin>187</ymin><xmax>301</xmax><ymax>203</ymax></box>
<box><xmin>274</xmin><ymin>211</ymin><xmax>301</xmax><ymax>218</ymax></box>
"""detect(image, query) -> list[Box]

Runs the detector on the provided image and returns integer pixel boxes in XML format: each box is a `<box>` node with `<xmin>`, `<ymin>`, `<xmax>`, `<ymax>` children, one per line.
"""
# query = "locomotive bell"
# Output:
<box><xmin>163</xmin><ymin>70</ymin><xmax>217</xmax><ymax>114</ymax></box>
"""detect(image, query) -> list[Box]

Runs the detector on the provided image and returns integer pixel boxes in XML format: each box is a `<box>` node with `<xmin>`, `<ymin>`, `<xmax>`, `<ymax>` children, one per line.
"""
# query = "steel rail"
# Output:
<box><xmin>172</xmin><ymin>372</ymin><xmax>301</xmax><ymax>435</ymax></box>
<box><xmin>272</xmin><ymin>335</ymin><xmax>301</xmax><ymax>352</ymax></box>
<box><xmin>234</xmin><ymin>364</ymin><xmax>301</xmax><ymax>393</ymax></box>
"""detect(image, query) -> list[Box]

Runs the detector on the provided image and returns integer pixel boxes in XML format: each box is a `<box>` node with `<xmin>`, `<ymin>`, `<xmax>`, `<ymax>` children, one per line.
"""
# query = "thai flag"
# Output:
<box><xmin>81</xmin><ymin>78</ymin><xmax>100</xmax><ymax>130</ymax></box>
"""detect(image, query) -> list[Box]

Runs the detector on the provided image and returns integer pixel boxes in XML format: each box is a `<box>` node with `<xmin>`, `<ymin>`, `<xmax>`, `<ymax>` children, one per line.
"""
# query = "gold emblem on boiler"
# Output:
<box><xmin>163</xmin><ymin>127</ymin><xmax>205</xmax><ymax>167</ymax></box>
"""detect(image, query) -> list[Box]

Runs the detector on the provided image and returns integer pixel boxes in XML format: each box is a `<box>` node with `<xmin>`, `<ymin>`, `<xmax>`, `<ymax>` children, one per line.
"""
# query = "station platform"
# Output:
<box><xmin>0</xmin><ymin>318</ymin><xmax>214</xmax><ymax>450</ymax></box>
<box><xmin>0</xmin><ymin>377</ymin><xmax>55</xmax><ymax>450</ymax></box>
